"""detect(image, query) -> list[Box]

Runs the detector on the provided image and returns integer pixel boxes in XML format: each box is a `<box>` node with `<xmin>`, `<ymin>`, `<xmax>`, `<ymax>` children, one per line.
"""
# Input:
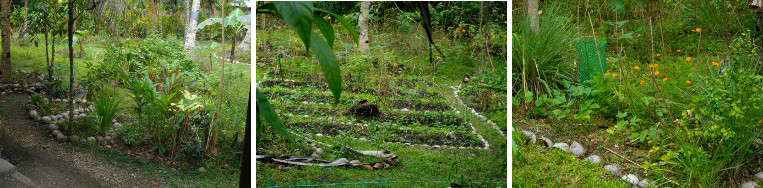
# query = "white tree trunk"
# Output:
<box><xmin>237</xmin><ymin>27</ymin><xmax>251</xmax><ymax>52</ymax></box>
<box><xmin>184</xmin><ymin>0</ymin><xmax>201</xmax><ymax>58</ymax></box>
<box><xmin>528</xmin><ymin>0</ymin><xmax>539</xmax><ymax>33</ymax></box>
<box><xmin>358</xmin><ymin>1</ymin><xmax>371</xmax><ymax>54</ymax></box>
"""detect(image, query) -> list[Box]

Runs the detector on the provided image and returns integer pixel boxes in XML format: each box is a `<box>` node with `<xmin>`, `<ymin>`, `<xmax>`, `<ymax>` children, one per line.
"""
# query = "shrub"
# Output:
<box><xmin>512</xmin><ymin>13</ymin><xmax>576</xmax><ymax>103</ymax></box>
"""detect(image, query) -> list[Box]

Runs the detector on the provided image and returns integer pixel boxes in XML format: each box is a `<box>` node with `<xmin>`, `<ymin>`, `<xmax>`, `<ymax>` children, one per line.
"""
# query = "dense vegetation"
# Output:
<box><xmin>1</xmin><ymin>0</ymin><xmax>249</xmax><ymax>186</ymax></box>
<box><xmin>513</xmin><ymin>0</ymin><xmax>763</xmax><ymax>187</ymax></box>
<box><xmin>256</xmin><ymin>1</ymin><xmax>507</xmax><ymax>187</ymax></box>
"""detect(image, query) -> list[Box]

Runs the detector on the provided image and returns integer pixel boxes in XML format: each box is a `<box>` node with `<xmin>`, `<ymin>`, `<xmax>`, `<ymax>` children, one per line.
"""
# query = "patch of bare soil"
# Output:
<box><xmin>0</xmin><ymin>93</ymin><xmax>157</xmax><ymax>187</ymax></box>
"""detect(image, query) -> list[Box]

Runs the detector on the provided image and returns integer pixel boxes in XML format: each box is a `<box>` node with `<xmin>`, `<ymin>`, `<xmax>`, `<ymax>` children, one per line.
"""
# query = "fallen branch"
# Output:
<box><xmin>602</xmin><ymin>146</ymin><xmax>639</xmax><ymax>167</ymax></box>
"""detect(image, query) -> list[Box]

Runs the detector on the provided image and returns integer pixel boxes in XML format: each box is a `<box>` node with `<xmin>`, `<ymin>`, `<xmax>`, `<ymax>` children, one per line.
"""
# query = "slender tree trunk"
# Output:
<box><xmin>68</xmin><ymin>0</ymin><xmax>75</xmax><ymax>135</ymax></box>
<box><xmin>358</xmin><ymin>1</ymin><xmax>371</xmax><ymax>54</ymax></box>
<box><xmin>230</xmin><ymin>33</ymin><xmax>236</xmax><ymax>63</ymax></box>
<box><xmin>51</xmin><ymin>13</ymin><xmax>56</xmax><ymax>81</ymax></box>
<box><xmin>528</xmin><ymin>0</ymin><xmax>539</xmax><ymax>33</ymax></box>
<box><xmin>1</xmin><ymin>0</ymin><xmax>12</xmax><ymax>81</ymax></box>
<box><xmin>45</xmin><ymin>27</ymin><xmax>51</xmax><ymax>80</ymax></box>
<box><xmin>184</xmin><ymin>0</ymin><xmax>201</xmax><ymax>58</ymax></box>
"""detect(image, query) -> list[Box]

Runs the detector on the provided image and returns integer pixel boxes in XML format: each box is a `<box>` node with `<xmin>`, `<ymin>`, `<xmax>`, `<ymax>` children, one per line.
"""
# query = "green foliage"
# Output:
<box><xmin>92</xmin><ymin>86</ymin><xmax>119</xmax><ymax>134</ymax></box>
<box><xmin>30</xmin><ymin>94</ymin><xmax>45</xmax><ymax>107</ymax></box>
<box><xmin>513</xmin><ymin>13</ymin><xmax>576</xmax><ymax>102</ymax></box>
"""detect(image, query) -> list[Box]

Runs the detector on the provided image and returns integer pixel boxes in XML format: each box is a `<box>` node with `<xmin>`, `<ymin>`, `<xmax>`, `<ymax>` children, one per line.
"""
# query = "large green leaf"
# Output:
<box><xmin>256</xmin><ymin>89</ymin><xmax>293</xmax><ymax>142</ymax></box>
<box><xmin>196</xmin><ymin>18</ymin><xmax>222</xmax><ymax>30</ymax></box>
<box><xmin>316</xmin><ymin>8</ymin><xmax>358</xmax><ymax>44</ymax></box>
<box><xmin>313</xmin><ymin>13</ymin><xmax>335</xmax><ymax>49</ymax></box>
<box><xmin>225</xmin><ymin>8</ymin><xmax>246</xmax><ymax>27</ymax></box>
<box><xmin>274</xmin><ymin>2</ymin><xmax>314</xmax><ymax>51</ymax></box>
<box><xmin>310</xmin><ymin>32</ymin><xmax>342</xmax><ymax>103</ymax></box>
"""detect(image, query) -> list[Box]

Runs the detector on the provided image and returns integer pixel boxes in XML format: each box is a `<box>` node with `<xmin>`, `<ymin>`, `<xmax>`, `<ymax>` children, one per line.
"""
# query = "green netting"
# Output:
<box><xmin>575</xmin><ymin>37</ymin><xmax>607</xmax><ymax>87</ymax></box>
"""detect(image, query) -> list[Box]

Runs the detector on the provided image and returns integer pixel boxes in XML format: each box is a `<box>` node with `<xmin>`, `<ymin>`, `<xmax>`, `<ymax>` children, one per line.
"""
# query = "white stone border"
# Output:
<box><xmin>28</xmin><ymin>96</ymin><xmax>118</xmax><ymax>143</ymax></box>
<box><xmin>451</xmin><ymin>84</ymin><xmax>507</xmax><ymax>136</ymax></box>
<box><xmin>519</xmin><ymin>129</ymin><xmax>654</xmax><ymax>187</ymax></box>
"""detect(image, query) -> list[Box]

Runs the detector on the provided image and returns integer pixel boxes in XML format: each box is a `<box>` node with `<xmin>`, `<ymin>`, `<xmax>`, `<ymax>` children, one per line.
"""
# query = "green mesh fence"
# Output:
<box><xmin>575</xmin><ymin>37</ymin><xmax>607</xmax><ymax>87</ymax></box>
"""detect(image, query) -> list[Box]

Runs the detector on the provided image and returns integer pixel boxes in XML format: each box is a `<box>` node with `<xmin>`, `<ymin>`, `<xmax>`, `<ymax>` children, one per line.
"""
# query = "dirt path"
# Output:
<box><xmin>0</xmin><ymin>94</ymin><xmax>157</xmax><ymax>187</ymax></box>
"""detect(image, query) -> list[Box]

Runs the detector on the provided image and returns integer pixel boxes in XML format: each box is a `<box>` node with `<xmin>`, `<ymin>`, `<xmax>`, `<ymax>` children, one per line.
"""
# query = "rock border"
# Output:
<box><xmin>518</xmin><ymin>129</ymin><xmax>655</xmax><ymax>187</ymax></box>
<box><xmin>451</xmin><ymin>84</ymin><xmax>507</xmax><ymax>136</ymax></box>
<box><xmin>28</xmin><ymin>96</ymin><xmax>119</xmax><ymax>144</ymax></box>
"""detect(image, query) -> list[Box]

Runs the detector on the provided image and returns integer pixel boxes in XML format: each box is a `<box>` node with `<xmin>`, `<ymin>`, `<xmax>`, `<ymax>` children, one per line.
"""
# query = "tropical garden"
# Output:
<box><xmin>514</xmin><ymin>0</ymin><xmax>763</xmax><ymax>187</ymax></box>
<box><xmin>256</xmin><ymin>1</ymin><xmax>507</xmax><ymax>187</ymax></box>
<box><xmin>0</xmin><ymin>0</ymin><xmax>248</xmax><ymax>186</ymax></box>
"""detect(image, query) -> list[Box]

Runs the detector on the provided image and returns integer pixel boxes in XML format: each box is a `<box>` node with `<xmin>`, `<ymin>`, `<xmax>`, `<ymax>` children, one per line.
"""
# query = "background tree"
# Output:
<box><xmin>1</xmin><ymin>0</ymin><xmax>11</xmax><ymax>81</ymax></box>
<box><xmin>528</xmin><ymin>0</ymin><xmax>538</xmax><ymax>33</ymax></box>
<box><xmin>358</xmin><ymin>1</ymin><xmax>370</xmax><ymax>54</ymax></box>
<box><xmin>184</xmin><ymin>0</ymin><xmax>201</xmax><ymax>58</ymax></box>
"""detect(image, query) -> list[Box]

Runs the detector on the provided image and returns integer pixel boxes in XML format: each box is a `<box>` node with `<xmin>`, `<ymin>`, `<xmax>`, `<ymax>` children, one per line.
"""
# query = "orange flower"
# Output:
<box><xmin>612</xmin><ymin>73</ymin><xmax>617</xmax><ymax>77</ymax></box>
<box><xmin>677</xmin><ymin>50</ymin><xmax>681</xmax><ymax>52</ymax></box>
<box><xmin>695</xmin><ymin>28</ymin><xmax>701</xmax><ymax>32</ymax></box>
<box><xmin>635</xmin><ymin>66</ymin><xmax>640</xmax><ymax>70</ymax></box>
<box><xmin>655</xmin><ymin>71</ymin><xmax>660</xmax><ymax>75</ymax></box>
<box><xmin>691</xmin><ymin>67</ymin><xmax>695</xmax><ymax>70</ymax></box>
<box><xmin>663</xmin><ymin>77</ymin><xmax>668</xmax><ymax>81</ymax></box>
<box><xmin>605</xmin><ymin>72</ymin><xmax>610</xmax><ymax>76</ymax></box>
<box><xmin>656</xmin><ymin>54</ymin><xmax>661</xmax><ymax>57</ymax></box>
<box><xmin>686</xmin><ymin>80</ymin><xmax>691</xmax><ymax>84</ymax></box>
<box><xmin>640</xmin><ymin>80</ymin><xmax>644</xmax><ymax>85</ymax></box>
<box><xmin>648</xmin><ymin>65</ymin><xmax>654</xmax><ymax>69</ymax></box>
<box><xmin>679</xmin><ymin>90</ymin><xmax>683</xmax><ymax>93</ymax></box>
<box><xmin>712</xmin><ymin>61</ymin><xmax>719</xmax><ymax>66</ymax></box>
<box><xmin>686</xmin><ymin>57</ymin><xmax>691</xmax><ymax>62</ymax></box>
<box><xmin>654</xmin><ymin>63</ymin><xmax>659</xmax><ymax>67</ymax></box>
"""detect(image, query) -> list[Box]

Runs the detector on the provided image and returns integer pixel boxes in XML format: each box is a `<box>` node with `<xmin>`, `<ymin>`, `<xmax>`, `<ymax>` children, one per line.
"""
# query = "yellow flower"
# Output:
<box><xmin>634</xmin><ymin>66</ymin><xmax>640</xmax><ymax>70</ymax></box>
<box><xmin>327</xmin><ymin>16</ymin><xmax>331</xmax><ymax>20</ymax></box>
<box><xmin>655</xmin><ymin>71</ymin><xmax>660</xmax><ymax>75</ymax></box>
<box><xmin>640</xmin><ymin>80</ymin><xmax>644</xmax><ymax>85</ymax></box>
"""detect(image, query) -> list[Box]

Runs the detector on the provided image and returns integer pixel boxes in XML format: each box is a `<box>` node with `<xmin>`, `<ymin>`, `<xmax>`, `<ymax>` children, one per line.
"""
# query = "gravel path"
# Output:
<box><xmin>0</xmin><ymin>93</ymin><xmax>157</xmax><ymax>187</ymax></box>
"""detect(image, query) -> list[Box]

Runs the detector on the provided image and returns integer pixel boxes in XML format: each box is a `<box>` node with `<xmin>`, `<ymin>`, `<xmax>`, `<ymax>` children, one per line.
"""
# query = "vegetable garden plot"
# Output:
<box><xmin>258</xmin><ymin>71</ymin><xmax>489</xmax><ymax>149</ymax></box>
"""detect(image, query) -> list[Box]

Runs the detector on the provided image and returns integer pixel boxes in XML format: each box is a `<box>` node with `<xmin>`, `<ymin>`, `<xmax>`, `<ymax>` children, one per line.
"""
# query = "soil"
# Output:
<box><xmin>391</xmin><ymin>100</ymin><xmax>450</xmax><ymax>111</ymax></box>
<box><xmin>348</xmin><ymin>100</ymin><xmax>380</xmax><ymax>120</ymax></box>
<box><xmin>0</xmin><ymin>93</ymin><xmax>158</xmax><ymax>187</ymax></box>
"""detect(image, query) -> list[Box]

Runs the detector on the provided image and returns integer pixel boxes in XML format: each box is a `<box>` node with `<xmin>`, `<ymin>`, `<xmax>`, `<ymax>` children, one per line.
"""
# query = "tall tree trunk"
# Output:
<box><xmin>51</xmin><ymin>13</ymin><xmax>56</xmax><ymax>81</ymax></box>
<box><xmin>184</xmin><ymin>0</ymin><xmax>201</xmax><ymax>58</ymax></box>
<box><xmin>1</xmin><ymin>0</ymin><xmax>11</xmax><ymax>81</ymax></box>
<box><xmin>68</xmin><ymin>0</ymin><xmax>75</xmax><ymax>135</ymax></box>
<box><xmin>184</xmin><ymin>0</ymin><xmax>190</xmax><ymax>36</ymax></box>
<box><xmin>528</xmin><ymin>0</ymin><xmax>539</xmax><ymax>33</ymax></box>
<box><xmin>358</xmin><ymin>1</ymin><xmax>370</xmax><ymax>54</ymax></box>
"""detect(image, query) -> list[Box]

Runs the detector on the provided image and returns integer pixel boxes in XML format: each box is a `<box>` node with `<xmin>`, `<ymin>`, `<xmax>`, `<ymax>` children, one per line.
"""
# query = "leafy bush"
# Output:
<box><xmin>512</xmin><ymin>13</ymin><xmax>576</xmax><ymax>103</ymax></box>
